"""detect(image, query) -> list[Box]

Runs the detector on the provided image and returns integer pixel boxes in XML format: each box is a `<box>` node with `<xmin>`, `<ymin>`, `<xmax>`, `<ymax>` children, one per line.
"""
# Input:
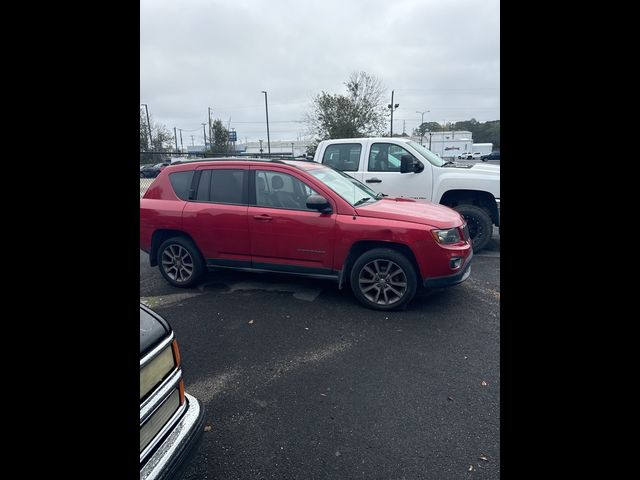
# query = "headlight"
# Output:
<box><xmin>140</xmin><ymin>345</ymin><xmax>176</xmax><ymax>401</ymax></box>
<box><xmin>431</xmin><ymin>227</ymin><xmax>462</xmax><ymax>244</ymax></box>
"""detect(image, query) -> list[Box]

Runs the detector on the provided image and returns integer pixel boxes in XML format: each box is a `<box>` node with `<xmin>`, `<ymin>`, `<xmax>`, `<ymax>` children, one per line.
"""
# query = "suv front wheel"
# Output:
<box><xmin>157</xmin><ymin>237</ymin><xmax>205</xmax><ymax>288</ymax></box>
<box><xmin>350</xmin><ymin>248</ymin><xmax>417</xmax><ymax>311</ymax></box>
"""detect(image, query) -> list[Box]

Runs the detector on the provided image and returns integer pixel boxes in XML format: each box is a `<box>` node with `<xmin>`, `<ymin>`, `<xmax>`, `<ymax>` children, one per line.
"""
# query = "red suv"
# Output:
<box><xmin>140</xmin><ymin>158</ymin><xmax>473</xmax><ymax>310</ymax></box>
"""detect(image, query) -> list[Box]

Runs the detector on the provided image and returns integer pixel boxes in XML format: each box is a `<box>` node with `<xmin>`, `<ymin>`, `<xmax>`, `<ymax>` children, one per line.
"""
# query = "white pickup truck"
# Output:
<box><xmin>314</xmin><ymin>137</ymin><xmax>500</xmax><ymax>251</ymax></box>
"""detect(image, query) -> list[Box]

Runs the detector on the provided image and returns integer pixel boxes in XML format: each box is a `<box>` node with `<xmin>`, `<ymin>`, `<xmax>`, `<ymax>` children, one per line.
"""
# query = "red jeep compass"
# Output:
<box><xmin>140</xmin><ymin>158</ymin><xmax>472</xmax><ymax>310</ymax></box>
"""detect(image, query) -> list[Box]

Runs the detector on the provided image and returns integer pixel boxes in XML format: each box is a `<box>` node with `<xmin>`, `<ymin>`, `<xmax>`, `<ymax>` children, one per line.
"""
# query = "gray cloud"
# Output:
<box><xmin>141</xmin><ymin>0</ymin><xmax>499</xmax><ymax>142</ymax></box>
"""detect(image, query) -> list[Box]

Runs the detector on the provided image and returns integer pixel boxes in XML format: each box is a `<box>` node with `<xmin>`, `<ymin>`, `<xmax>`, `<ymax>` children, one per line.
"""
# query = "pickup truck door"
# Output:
<box><xmin>362</xmin><ymin>142</ymin><xmax>432</xmax><ymax>200</ymax></box>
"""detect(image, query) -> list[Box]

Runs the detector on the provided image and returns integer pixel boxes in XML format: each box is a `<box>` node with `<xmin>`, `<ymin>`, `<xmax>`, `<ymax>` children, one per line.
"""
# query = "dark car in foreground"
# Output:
<box><xmin>140</xmin><ymin>158</ymin><xmax>472</xmax><ymax>311</ymax></box>
<box><xmin>481</xmin><ymin>151</ymin><xmax>500</xmax><ymax>162</ymax></box>
<box><xmin>141</xmin><ymin>163</ymin><xmax>170</xmax><ymax>178</ymax></box>
<box><xmin>140</xmin><ymin>304</ymin><xmax>204</xmax><ymax>480</ymax></box>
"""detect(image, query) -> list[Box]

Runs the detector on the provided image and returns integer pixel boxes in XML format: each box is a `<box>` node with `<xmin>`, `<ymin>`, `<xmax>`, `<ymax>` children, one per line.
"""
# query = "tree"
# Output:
<box><xmin>209</xmin><ymin>119</ymin><xmax>229</xmax><ymax>154</ymax></box>
<box><xmin>413</xmin><ymin>122</ymin><xmax>443</xmax><ymax>137</ymax></box>
<box><xmin>306</xmin><ymin>71</ymin><xmax>387</xmax><ymax>147</ymax></box>
<box><xmin>140</xmin><ymin>110</ymin><xmax>175</xmax><ymax>153</ymax></box>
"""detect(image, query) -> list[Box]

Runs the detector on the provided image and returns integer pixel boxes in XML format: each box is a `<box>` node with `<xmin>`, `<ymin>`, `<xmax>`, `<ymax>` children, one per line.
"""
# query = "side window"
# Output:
<box><xmin>195</xmin><ymin>169</ymin><xmax>211</xmax><ymax>201</ymax></box>
<box><xmin>322</xmin><ymin>143</ymin><xmax>361</xmax><ymax>171</ymax></box>
<box><xmin>168</xmin><ymin>171</ymin><xmax>194</xmax><ymax>200</ymax></box>
<box><xmin>210</xmin><ymin>169</ymin><xmax>247</xmax><ymax>205</ymax></box>
<box><xmin>255</xmin><ymin>170</ymin><xmax>319</xmax><ymax>211</ymax></box>
<box><xmin>368</xmin><ymin>143</ymin><xmax>416</xmax><ymax>172</ymax></box>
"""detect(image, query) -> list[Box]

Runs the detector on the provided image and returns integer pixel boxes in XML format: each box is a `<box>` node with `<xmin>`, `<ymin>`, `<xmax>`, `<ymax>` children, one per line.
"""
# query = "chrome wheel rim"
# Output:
<box><xmin>358</xmin><ymin>259</ymin><xmax>408</xmax><ymax>306</ymax></box>
<box><xmin>161</xmin><ymin>244</ymin><xmax>194</xmax><ymax>283</ymax></box>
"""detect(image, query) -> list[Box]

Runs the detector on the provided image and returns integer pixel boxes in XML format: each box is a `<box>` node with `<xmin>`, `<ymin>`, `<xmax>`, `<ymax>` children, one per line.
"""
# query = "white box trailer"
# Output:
<box><xmin>472</xmin><ymin>143</ymin><xmax>493</xmax><ymax>155</ymax></box>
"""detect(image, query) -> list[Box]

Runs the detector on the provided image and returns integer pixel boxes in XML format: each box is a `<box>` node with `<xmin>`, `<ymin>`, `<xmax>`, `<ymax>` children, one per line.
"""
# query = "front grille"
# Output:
<box><xmin>462</xmin><ymin>223</ymin><xmax>470</xmax><ymax>241</ymax></box>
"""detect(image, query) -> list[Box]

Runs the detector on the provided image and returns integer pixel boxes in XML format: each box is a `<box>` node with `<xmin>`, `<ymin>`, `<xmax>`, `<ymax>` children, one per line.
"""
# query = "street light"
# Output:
<box><xmin>261</xmin><ymin>91</ymin><xmax>271</xmax><ymax>155</ymax></box>
<box><xmin>387</xmin><ymin>90</ymin><xmax>399</xmax><ymax>137</ymax></box>
<box><xmin>208</xmin><ymin>107</ymin><xmax>213</xmax><ymax>152</ymax></box>
<box><xmin>416</xmin><ymin>109</ymin><xmax>430</xmax><ymax>145</ymax></box>
<box><xmin>178</xmin><ymin>128</ymin><xmax>184</xmax><ymax>153</ymax></box>
<box><xmin>259</xmin><ymin>139</ymin><xmax>264</xmax><ymax>157</ymax></box>
<box><xmin>141</xmin><ymin>103</ymin><xmax>152</xmax><ymax>150</ymax></box>
<box><xmin>291</xmin><ymin>142</ymin><xmax>295</xmax><ymax>156</ymax></box>
<box><xmin>201</xmin><ymin>123</ymin><xmax>207</xmax><ymax>151</ymax></box>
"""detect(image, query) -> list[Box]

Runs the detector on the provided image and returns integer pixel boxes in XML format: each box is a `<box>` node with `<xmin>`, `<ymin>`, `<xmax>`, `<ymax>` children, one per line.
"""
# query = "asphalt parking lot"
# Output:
<box><xmin>140</xmin><ymin>232</ymin><xmax>500</xmax><ymax>479</ymax></box>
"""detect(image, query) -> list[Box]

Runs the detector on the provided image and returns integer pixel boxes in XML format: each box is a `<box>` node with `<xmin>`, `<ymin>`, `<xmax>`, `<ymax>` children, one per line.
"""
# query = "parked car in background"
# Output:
<box><xmin>481</xmin><ymin>151</ymin><xmax>500</xmax><ymax>162</ymax></box>
<box><xmin>141</xmin><ymin>162</ymin><xmax>170</xmax><ymax>178</ymax></box>
<box><xmin>457</xmin><ymin>152</ymin><xmax>484</xmax><ymax>160</ymax></box>
<box><xmin>140</xmin><ymin>304</ymin><xmax>204</xmax><ymax>480</ymax></box>
<box><xmin>140</xmin><ymin>158</ymin><xmax>473</xmax><ymax>311</ymax></box>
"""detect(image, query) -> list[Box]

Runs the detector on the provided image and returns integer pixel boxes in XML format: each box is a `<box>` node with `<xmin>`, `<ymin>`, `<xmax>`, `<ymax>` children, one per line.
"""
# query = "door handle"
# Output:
<box><xmin>253</xmin><ymin>214</ymin><xmax>273</xmax><ymax>221</ymax></box>
<box><xmin>365</xmin><ymin>178</ymin><xmax>382</xmax><ymax>183</ymax></box>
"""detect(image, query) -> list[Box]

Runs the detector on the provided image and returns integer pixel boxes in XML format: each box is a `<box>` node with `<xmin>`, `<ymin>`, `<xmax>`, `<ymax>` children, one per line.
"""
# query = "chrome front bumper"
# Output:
<box><xmin>140</xmin><ymin>393</ymin><xmax>205</xmax><ymax>480</ymax></box>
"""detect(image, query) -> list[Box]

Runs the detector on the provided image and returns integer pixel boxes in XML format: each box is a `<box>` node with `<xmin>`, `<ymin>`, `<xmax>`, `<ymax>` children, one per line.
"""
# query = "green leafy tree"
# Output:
<box><xmin>306</xmin><ymin>71</ymin><xmax>387</xmax><ymax>147</ymax></box>
<box><xmin>209</xmin><ymin>119</ymin><xmax>229</xmax><ymax>154</ymax></box>
<box><xmin>413</xmin><ymin>121</ymin><xmax>443</xmax><ymax>137</ymax></box>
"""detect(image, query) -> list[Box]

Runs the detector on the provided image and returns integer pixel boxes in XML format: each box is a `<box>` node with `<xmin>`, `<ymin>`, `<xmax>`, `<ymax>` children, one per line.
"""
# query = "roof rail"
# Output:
<box><xmin>170</xmin><ymin>156</ymin><xmax>293</xmax><ymax>166</ymax></box>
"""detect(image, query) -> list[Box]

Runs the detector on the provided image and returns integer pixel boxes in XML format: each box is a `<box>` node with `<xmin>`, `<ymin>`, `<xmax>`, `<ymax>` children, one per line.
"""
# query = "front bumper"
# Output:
<box><xmin>423</xmin><ymin>249</ymin><xmax>473</xmax><ymax>289</ymax></box>
<box><xmin>140</xmin><ymin>393</ymin><xmax>205</xmax><ymax>480</ymax></box>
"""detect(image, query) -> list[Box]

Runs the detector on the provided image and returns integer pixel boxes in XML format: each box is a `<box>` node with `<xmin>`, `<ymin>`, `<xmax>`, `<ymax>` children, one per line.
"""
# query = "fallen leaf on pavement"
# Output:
<box><xmin>248</xmin><ymin>320</ymin><xmax>254</xmax><ymax>324</ymax></box>
<box><xmin>447</xmin><ymin>396</ymin><xmax>454</xmax><ymax>401</ymax></box>
<box><xmin>479</xmin><ymin>455</ymin><xmax>488</xmax><ymax>461</ymax></box>
<box><xmin>204</xmin><ymin>425</ymin><xmax>212</xmax><ymax>432</ymax></box>
<box><xmin>481</xmin><ymin>380</ymin><xmax>487</xmax><ymax>386</ymax></box>
<box><xmin>468</xmin><ymin>465</ymin><xmax>474</xmax><ymax>471</ymax></box>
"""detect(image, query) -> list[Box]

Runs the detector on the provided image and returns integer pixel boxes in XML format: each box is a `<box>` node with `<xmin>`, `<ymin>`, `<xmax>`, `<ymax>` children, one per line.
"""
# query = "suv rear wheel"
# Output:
<box><xmin>157</xmin><ymin>237</ymin><xmax>205</xmax><ymax>288</ymax></box>
<box><xmin>350</xmin><ymin>248</ymin><xmax>417</xmax><ymax>311</ymax></box>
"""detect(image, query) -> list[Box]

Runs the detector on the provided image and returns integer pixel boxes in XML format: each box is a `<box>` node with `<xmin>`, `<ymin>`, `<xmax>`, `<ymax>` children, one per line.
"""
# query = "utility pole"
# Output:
<box><xmin>191</xmin><ymin>135</ymin><xmax>195</xmax><ymax>147</ymax></box>
<box><xmin>201</xmin><ymin>123</ymin><xmax>207</xmax><ymax>150</ymax></box>
<box><xmin>402</xmin><ymin>120</ymin><xmax>406</xmax><ymax>136</ymax></box>
<box><xmin>208</xmin><ymin>107</ymin><xmax>213</xmax><ymax>153</ymax></box>
<box><xmin>173</xmin><ymin>127</ymin><xmax>178</xmax><ymax>152</ymax></box>
<box><xmin>178</xmin><ymin>129</ymin><xmax>184</xmax><ymax>153</ymax></box>
<box><xmin>387</xmin><ymin>91</ymin><xmax>399</xmax><ymax>137</ymax></box>
<box><xmin>291</xmin><ymin>142</ymin><xmax>295</xmax><ymax>156</ymax></box>
<box><xmin>259</xmin><ymin>139</ymin><xmax>264</xmax><ymax>156</ymax></box>
<box><xmin>416</xmin><ymin>109</ymin><xmax>430</xmax><ymax>145</ymax></box>
<box><xmin>141</xmin><ymin>103</ymin><xmax>152</xmax><ymax>150</ymax></box>
<box><xmin>261</xmin><ymin>91</ymin><xmax>271</xmax><ymax>154</ymax></box>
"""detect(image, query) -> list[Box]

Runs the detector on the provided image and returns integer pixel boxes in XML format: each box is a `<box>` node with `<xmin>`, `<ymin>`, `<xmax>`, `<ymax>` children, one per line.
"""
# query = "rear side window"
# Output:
<box><xmin>322</xmin><ymin>143</ymin><xmax>361</xmax><ymax>171</ymax></box>
<box><xmin>210</xmin><ymin>169</ymin><xmax>247</xmax><ymax>204</ymax></box>
<box><xmin>169</xmin><ymin>171</ymin><xmax>194</xmax><ymax>200</ymax></box>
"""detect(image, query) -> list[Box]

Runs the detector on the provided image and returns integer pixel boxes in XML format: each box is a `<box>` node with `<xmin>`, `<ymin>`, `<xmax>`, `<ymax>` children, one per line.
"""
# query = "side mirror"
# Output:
<box><xmin>306</xmin><ymin>194</ymin><xmax>332</xmax><ymax>213</ymax></box>
<box><xmin>400</xmin><ymin>155</ymin><xmax>423</xmax><ymax>174</ymax></box>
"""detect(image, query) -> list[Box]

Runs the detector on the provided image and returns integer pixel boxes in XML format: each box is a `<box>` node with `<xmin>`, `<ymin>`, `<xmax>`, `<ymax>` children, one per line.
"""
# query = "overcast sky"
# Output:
<box><xmin>141</xmin><ymin>0</ymin><xmax>499</xmax><ymax>144</ymax></box>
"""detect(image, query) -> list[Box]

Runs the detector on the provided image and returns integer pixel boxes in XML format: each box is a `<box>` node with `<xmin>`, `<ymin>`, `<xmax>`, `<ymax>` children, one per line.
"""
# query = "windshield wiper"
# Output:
<box><xmin>442</xmin><ymin>161</ymin><xmax>456</xmax><ymax>167</ymax></box>
<box><xmin>353</xmin><ymin>197</ymin><xmax>372</xmax><ymax>206</ymax></box>
<box><xmin>375</xmin><ymin>192</ymin><xmax>387</xmax><ymax>199</ymax></box>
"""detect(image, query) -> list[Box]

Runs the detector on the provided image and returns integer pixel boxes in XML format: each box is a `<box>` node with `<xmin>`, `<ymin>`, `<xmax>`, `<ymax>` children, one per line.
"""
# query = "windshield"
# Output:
<box><xmin>308</xmin><ymin>167</ymin><xmax>379</xmax><ymax>207</ymax></box>
<box><xmin>407</xmin><ymin>141</ymin><xmax>445</xmax><ymax>167</ymax></box>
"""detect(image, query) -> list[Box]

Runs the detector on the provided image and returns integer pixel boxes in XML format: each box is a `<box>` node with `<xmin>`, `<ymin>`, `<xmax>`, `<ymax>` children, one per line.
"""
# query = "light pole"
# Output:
<box><xmin>178</xmin><ymin>128</ymin><xmax>184</xmax><ymax>153</ymax></box>
<box><xmin>208</xmin><ymin>107</ymin><xmax>213</xmax><ymax>152</ymax></box>
<box><xmin>259</xmin><ymin>139</ymin><xmax>264</xmax><ymax>156</ymax></box>
<box><xmin>141</xmin><ymin>103</ymin><xmax>152</xmax><ymax>150</ymax></box>
<box><xmin>201</xmin><ymin>123</ymin><xmax>207</xmax><ymax>150</ymax></box>
<box><xmin>291</xmin><ymin>142</ymin><xmax>295</xmax><ymax>156</ymax></box>
<box><xmin>173</xmin><ymin>127</ymin><xmax>178</xmax><ymax>152</ymax></box>
<box><xmin>387</xmin><ymin>90</ymin><xmax>399</xmax><ymax>137</ymax></box>
<box><xmin>416</xmin><ymin>109</ymin><xmax>430</xmax><ymax>145</ymax></box>
<box><xmin>261</xmin><ymin>91</ymin><xmax>271</xmax><ymax>155</ymax></box>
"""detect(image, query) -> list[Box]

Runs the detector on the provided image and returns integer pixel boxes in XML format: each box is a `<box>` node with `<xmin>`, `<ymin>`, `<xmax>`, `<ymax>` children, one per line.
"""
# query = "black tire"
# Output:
<box><xmin>140</xmin><ymin>172</ymin><xmax>146</xmax><ymax>178</ymax></box>
<box><xmin>482</xmin><ymin>158</ymin><xmax>487</xmax><ymax>162</ymax></box>
<box><xmin>157</xmin><ymin>236</ymin><xmax>205</xmax><ymax>288</ymax></box>
<box><xmin>350</xmin><ymin>248</ymin><xmax>417</xmax><ymax>311</ymax></box>
<box><xmin>454</xmin><ymin>204</ymin><xmax>493</xmax><ymax>252</ymax></box>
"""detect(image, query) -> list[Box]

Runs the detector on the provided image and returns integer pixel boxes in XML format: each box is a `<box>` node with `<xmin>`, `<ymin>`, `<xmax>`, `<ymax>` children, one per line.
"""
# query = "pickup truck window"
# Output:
<box><xmin>407</xmin><ymin>140</ymin><xmax>446</xmax><ymax>167</ymax></box>
<box><xmin>368</xmin><ymin>143</ymin><xmax>417</xmax><ymax>172</ymax></box>
<box><xmin>255</xmin><ymin>170</ymin><xmax>319</xmax><ymax>211</ymax></box>
<box><xmin>322</xmin><ymin>143</ymin><xmax>361</xmax><ymax>171</ymax></box>
<box><xmin>308</xmin><ymin>167</ymin><xmax>378</xmax><ymax>207</ymax></box>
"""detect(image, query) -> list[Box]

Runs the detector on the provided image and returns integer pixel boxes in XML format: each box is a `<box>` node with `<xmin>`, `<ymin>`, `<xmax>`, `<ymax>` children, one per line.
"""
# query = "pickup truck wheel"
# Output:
<box><xmin>157</xmin><ymin>237</ymin><xmax>205</xmax><ymax>288</ymax></box>
<box><xmin>454</xmin><ymin>204</ymin><xmax>492</xmax><ymax>252</ymax></box>
<box><xmin>350</xmin><ymin>248</ymin><xmax>417</xmax><ymax>311</ymax></box>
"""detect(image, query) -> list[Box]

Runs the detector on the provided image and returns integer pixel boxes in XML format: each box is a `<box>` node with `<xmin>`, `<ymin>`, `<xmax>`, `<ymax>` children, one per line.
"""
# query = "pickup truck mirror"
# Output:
<box><xmin>400</xmin><ymin>155</ymin><xmax>422</xmax><ymax>174</ymax></box>
<box><xmin>306</xmin><ymin>194</ymin><xmax>332</xmax><ymax>213</ymax></box>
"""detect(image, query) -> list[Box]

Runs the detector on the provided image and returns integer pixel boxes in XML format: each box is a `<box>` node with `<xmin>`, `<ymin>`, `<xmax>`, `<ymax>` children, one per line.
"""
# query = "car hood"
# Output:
<box><xmin>140</xmin><ymin>305</ymin><xmax>171</xmax><ymax>357</ymax></box>
<box><xmin>355</xmin><ymin>197</ymin><xmax>463</xmax><ymax>228</ymax></box>
<box><xmin>469</xmin><ymin>163</ymin><xmax>500</xmax><ymax>174</ymax></box>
